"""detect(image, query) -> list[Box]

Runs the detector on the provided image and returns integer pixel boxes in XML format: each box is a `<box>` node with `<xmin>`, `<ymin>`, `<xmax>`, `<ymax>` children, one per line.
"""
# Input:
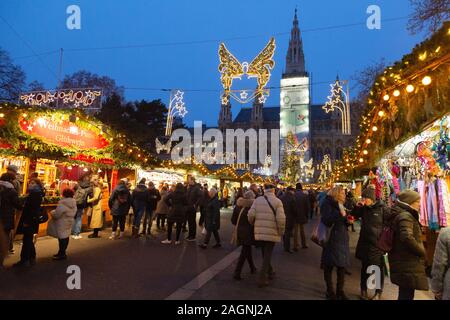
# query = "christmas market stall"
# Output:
<box><xmin>0</xmin><ymin>103</ymin><xmax>159</xmax><ymax>236</ymax></box>
<box><xmin>333</xmin><ymin>22</ymin><xmax>450</xmax><ymax>266</ymax></box>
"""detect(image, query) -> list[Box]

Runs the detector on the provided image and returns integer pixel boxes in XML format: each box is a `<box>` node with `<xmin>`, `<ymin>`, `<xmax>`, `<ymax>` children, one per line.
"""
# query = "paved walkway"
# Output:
<box><xmin>0</xmin><ymin>209</ymin><xmax>434</xmax><ymax>300</ymax></box>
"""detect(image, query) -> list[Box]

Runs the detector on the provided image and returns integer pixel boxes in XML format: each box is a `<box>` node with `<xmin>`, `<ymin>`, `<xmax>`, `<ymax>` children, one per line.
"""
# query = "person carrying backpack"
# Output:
<box><xmin>72</xmin><ymin>174</ymin><xmax>93</xmax><ymax>239</ymax></box>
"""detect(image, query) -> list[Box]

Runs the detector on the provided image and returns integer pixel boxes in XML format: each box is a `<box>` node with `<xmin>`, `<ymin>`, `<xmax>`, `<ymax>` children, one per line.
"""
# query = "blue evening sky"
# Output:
<box><xmin>0</xmin><ymin>0</ymin><xmax>425</xmax><ymax>127</ymax></box>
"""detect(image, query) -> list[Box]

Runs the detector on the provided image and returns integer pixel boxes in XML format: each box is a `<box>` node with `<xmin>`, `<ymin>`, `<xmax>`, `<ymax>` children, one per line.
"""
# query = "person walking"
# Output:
<box><xmin>143</xmin><ymin>182</ymin><xmax>160</xmax><ymax>236</ymax></box>
<box><xmin>321</xmin><ymin>185</ymin><xmax>351</xmax><ymax>300</ymax></box>
<box><xmin>389</xmin><ymin>190</ymin><xmax>429</xmax><ymax>300</ymax></box>
<box><xmin>47</xmin><ymin>188</ymin><xmax>77</xmax><ymax>260</ymax></box>
<box><xmin>0</xmin><ymin>173</ymin><xmax>21</xmax><ymax>256</ymax></box>
<box><xmin>155</xmin><ymin>186</ymin><xmax>170</xmax><ymax>231</ymax></box>
<box><xmin>198</xmin><ymin>184</ymin><xmax>209</xmax><ymax>227</ymax></box>
<box><xmin>248</xmin><ymin>184</ymin><xmax>285</xmax><ymax>288</ymax></box>
<box><xmin>186</xmin><ymin>176</ymin><xmax>202</xmax><ymax>241</ymax></box>
<box><xmin>294</xmin><ymin>183</ymin><xmax>310</xmax><ymax>250</ymax></box>
<box><xmin>131</xmin><ymin>178</ymin><xmax>149</xmax><ymax>238</ymax></box>
<box><xmin>108</xmin><ymin>181</ymin><xmax>131</xmax><ymax>240</ymax></box>
<box><xmin>87</xmin><ymin>176</ymin><xmax>103</xmax><ymax>238</ymax></box>
<box><xmin>72</xmin><ymin>174</ymin><xmax>93</xmax><ymax>239</ymax></box>
<box><xmin>162</xmin><ymin>183</ymin><xmax>187</xmax><ymax>244</ymax></box>
<box><xmin>431</xmin><ymin>227</ymin><xmax>450</xmax><ymax>300</ymax></box>
<box><xmin>280</xmin><ymin>186</ymin><xmax>297</xmax><ymax>253</ymax></box>
<box><xmin>308</xmin><ymin>188</ymin><xmax>317</xmax><ymax>219</ymax></box>
<box><xmin>231</xmin><ymin>190</ymin><xmax>257</xmax><ymax>280</ymax></box>
<box><xmin>14</xmin><ymin>178</ymin><xmax>44</xmax><ymax>267</ymax></box>
<box><xmin>199</xmin><ymin>188</ymin><xmax>222</xmax><ymax>249</ymax></box>
<box><xmin>351</xmin><ymin>187</ymin><xmax>387</xmax><ymax>300</ymax></box>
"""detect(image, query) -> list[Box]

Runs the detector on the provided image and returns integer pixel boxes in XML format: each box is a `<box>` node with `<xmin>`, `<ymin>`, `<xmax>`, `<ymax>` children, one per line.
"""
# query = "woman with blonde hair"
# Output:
<box><xmin>87</xmin><ymin>176</ymin><xmax>103</xmax><ymax>238</ymax></box>
<box><xmin>320</xmin><ymin>185</ymin><xmax>351</xmax><ymax>300</ymax></box>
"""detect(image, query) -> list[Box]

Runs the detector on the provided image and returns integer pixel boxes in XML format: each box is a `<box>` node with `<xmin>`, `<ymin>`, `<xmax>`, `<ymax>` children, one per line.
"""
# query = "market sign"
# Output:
<box><xmin>19</xmin><ymin>116</ymin><xmax>109</xmax><ymax>150</ymax></box>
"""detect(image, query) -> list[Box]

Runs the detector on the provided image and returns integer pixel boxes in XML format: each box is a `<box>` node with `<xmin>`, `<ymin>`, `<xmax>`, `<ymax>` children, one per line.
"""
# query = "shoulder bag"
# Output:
<box><xmin>230</xmin><ymin>207</ymin><xmax>245</xmax><ymax>246</ymax></box>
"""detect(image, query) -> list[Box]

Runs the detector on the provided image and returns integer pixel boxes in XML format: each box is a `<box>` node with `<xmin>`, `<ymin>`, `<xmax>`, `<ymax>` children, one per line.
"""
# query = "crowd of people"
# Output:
<box><xmin>0</xmin><ymin>167</ymin><xmax>449</xmax><ymax>301</ymax></box>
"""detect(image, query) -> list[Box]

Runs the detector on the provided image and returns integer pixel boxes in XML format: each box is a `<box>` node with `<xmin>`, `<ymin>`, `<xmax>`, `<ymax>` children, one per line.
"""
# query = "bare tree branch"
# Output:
<box><xmin>408</xmin><ymin>0</ymin><xmax>450</xmax><ymax>34</ymax></box>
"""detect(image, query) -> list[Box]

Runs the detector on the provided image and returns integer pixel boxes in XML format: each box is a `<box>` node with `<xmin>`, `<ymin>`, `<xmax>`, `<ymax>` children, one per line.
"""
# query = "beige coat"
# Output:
<box><xmin>48</xmin><ymin>197</ymin><xmax>77</xmax><ymax>239</ymax></box>
<box><xmin>248</xmin><ymin>192</ymin><xmax>286</xmax><ymax>242</ymax></box>
<box><xmin>88</xmin><ymin>186</ymin><xmax>103</xmax><ymax>229</ymax></box>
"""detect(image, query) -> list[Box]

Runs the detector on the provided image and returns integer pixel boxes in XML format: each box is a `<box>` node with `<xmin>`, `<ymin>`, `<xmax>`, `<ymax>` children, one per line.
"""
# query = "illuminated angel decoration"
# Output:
<box><xmin>155</xmin><ymin>138</ymin><xmax>172</xmax><ymax>154</ymax></box>
<box><xmin>218</xmin><ymin>38</ymin><xmax>276</xmax><ymax>104</ymax></box>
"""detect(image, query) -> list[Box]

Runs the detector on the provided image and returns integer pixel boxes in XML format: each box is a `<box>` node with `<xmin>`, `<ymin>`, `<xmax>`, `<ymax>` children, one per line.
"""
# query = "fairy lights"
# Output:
<box><xmin>20</xmin><ymin>89</ymin><xmax>102</xmax><ymax>108</ymax></box>
<box><xmin>165</xmin><ymin>90</ymin><xmax>187</xmax><ymax>136</ymax></box>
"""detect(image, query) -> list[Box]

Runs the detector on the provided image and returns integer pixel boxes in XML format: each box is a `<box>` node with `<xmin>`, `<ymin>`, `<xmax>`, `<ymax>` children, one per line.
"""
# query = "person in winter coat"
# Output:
<box><xmin>186</xmin><ymin>176</ymin><xmax>203</xmax><ymax>241</ymax></box>
<box><xmin>351</xmin><ymin>187</ymin><xmax>387</xmax><ymax>300</ymax></box>
<box><xmin>14</xmin><ymin>178</ymin><xmax>44</xmax><ymax>267</ymax></box>
<box><xmin>155</xmin><ymin>186</ymin><xmax>170</xmax><ymax>230</ymax></box>
<box><xmin>231</xmin><ymin>190</ymin><xmax>257</xmax><ymax>280</ymax></box>
<box><xmin>141</xmin><ymin>181</ymin><xmax>161</xmax><ymax>236</ymax></box>
<box><xmin>248</xmin><ymin>184</ymin><xmax>286</xmax><ymax>288</ymax></box>
<box><xmin>294</xmin><ymin>183</ymin><xmax>311</xmax><ymax>250</ymax></box>
<box><xmin>0</xmin><ymin>221</ymin><xmax>8</xmax><ymax>267</ymax></box>
<box><xmin>6</xmin><ymin>164</ymin><xmax>21</xmax><ymax>195</ymax></box>
<box><xmin>198</xmin><ymin>184</ymin><xmax>209</xmax><ymax>227</ymax></box>
<box><xmin>389</xmin><ymin>190</ymin><xmax>429</xmax><ymax>300</ymax></box>
<box><xmin>344</xmin><ymin>191</ymin><xmax>357</xmax><ymax>232</ymax></box>
<box><xmin>108</xmin><ymin>181</ymin><xmax>131</xmax><ymax>240</ymax></box>
<box><xmin>0</xmin><ymin>173</ymin><xmax>21</xmax><ymax>255</ymax></box>
<box><xmin>162</xmin><ymin>183</ymin><xmax>187</xmax><ymax>244</ymax></box>
<box><xmin>199</xmin><ymin>188</ymin><xmax>222</xmax><ymax>249</ymax></box>
<box><xmin>87</xmin><ymin>176</ymin><xmax>103</xmax><ymax>238</ymax></box>
<box><xmin>48</xmin><ymin>188</ymin><xmax>77</xmax><ymax>260</ymax></box>
<box><xmin>280</xmin><ymin>186</ymin><xmax>297</xmax><ymax>253</ymax></box>
<box><xmin>321</xmin><ymin>185</ymin><xmax>351</xmax><ymax>300</ymax></box>
<box><xmin>131</xmin><ymin>178</ymin><xmax>149</xmax><ymax>238</ymax></box>
<box><xmin>72</xmin><ymin>174</ymin><xmax>93</xmax><ymax>239</ymax></box>
<box><xmin>431</xmin><ymin>227</ymin><xmax>450</xmax><ymax>300</ymax></box>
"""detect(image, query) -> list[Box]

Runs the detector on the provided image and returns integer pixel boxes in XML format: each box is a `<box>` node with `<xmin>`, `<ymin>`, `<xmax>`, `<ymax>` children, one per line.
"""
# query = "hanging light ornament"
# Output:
<box><xmin>406</xmin><ymin>84</ymin><xmax>414</xmax><ymax>93</ymax></box>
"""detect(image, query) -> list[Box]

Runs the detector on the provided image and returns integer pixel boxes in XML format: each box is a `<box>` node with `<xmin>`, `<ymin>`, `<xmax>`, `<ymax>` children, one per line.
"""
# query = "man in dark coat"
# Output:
<box><xmin>141</xmin><ymin>181</ymin><xmax>161</xmax><ymax>236</ymax></box>
<box><xmin>199</xmin><ymin>188</ymin><xmax>221</xmax><ymax>248</ymax></box>
<box><xmin>131</xmin><ymin>178</ymin><xmax>149</xmax><ymax>237</ymax></box>
<box><xmin>0</xmin><ymin>173</ymin><xmax>22</xmax><ymax>255</ymax></box>
<box><xmin>389</xmin><ymin>190</ymin><xmax>429</xmax><ymax>300</ymax></box>
<box><xmin>351</xmin><ymin>187</ymin><xmax>387</xmax><ymax>300</ymax></box>
<box><xmin>185</xmin><ymin>176</ymin><xmax>203</xmax><ymax>241</ymax></box>
<box><xmin>294</xmin><ymin>183</ymin><xmax>310</xmax><ymax>250</ymax></box>
<box><xmin>280</xmin><ymin>187</ymin><xmax>297</xmax><ymax>253</ymax></box>
<box><xmin>108</xmin><ymin>181</ymin><xmax>131</xmax><ymax>239</ymax></box>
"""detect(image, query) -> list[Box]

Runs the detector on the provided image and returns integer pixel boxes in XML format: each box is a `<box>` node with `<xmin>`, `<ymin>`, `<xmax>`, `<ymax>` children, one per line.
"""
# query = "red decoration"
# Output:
<box><xmin>18</xmin><ymin>117</ymin><xmax>109</xmax><ymax>150</ymax></box>
<box><xmin>0</xmin><ymin>140</ymin><xmax>12</xmax><ymax>149</ymax></box>
<box><xmin>69</xmin><ymin>154</ymin><xmax>115</xmax><ymax>165</ymax></box>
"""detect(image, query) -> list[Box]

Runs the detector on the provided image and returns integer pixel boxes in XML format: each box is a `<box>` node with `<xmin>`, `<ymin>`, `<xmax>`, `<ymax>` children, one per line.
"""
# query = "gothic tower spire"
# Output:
<box><xmin>283</xmin><ymin>8</ymin><xmax>307</xmax><ymax>78</ymax></box>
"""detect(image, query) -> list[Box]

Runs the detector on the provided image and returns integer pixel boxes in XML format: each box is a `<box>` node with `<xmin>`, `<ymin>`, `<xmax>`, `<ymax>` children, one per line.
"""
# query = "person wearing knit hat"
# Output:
<box><xmin>352</xmin><ymin>186</ymin><xmax>388</xmax><ymax>300</ymax></box>
<box><xmin>397</xmin><ymin>190</ymin><xmax>420</xmax><ymax>205</ymax></box>
<box><xmin>361</xmin><ymin>187</ymin><xmax>376</xmax><ymax>203</ymax></box>
<box><xmin>389</xmin><ymin>189</ymin><xmax>428</xmax><ymax>300</ymax></box>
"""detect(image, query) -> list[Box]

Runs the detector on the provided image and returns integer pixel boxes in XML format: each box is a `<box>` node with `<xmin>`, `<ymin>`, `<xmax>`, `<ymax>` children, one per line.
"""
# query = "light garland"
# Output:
<box><xmin>322</xmin><ymin>78</ymin><xmax>351</xmax><ymax>135</ymax></box>
<box><xmin>20</xmin><ymin>89</ymin><xmax>102</xmax><ymax>108</ymax></box>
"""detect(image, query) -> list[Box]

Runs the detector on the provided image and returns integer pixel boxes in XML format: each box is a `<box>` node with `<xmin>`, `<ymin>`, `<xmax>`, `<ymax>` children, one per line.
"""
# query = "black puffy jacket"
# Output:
<box><xmin>352</xmin><ymin>200</ymin><xmax>386</xmax><ymax>265</ymax></box>
<box><xmin>389</xmin><ymin>200</ymin><xmax>429</xmax><ymax>290</ymax></box>
<box><xmin>165</xmin><ymin>190</ymin><xmax>188</xmax><ymax>223</ymax></box>
<box><xmin>0</xmin><ymin>181</ymin><xmax>21</xmax><ymax>230</ymax></box>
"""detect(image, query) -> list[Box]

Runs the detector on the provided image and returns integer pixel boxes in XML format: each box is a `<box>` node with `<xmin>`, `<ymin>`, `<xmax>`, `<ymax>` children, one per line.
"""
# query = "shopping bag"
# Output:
<box><xmin>230</xmin><ymin>208</ymin><xmax>244</xmax><ymax>246</ymax></box>
<box><xmin>311</xmin><ymin>219</ymin><xmax>334</xmax><ymax>247</ymax></box>
<box><xmin>46</xmin><ymin>218</ymin><xmax>58</xmax><ymax>238</ymax></box>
